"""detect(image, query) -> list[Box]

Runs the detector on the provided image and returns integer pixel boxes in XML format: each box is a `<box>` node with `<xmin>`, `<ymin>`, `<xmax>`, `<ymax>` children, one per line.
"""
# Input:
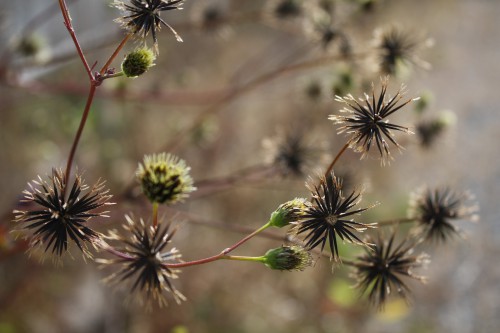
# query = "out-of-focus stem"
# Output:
<box><xmin>376</xmin><ymin>217</ymin><xmax>415</xmax><ymax>226</ymax></box>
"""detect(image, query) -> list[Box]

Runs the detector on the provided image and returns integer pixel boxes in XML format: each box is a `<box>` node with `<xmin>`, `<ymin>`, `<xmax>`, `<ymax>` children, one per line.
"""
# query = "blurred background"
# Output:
<box><xmin>0</xmin><ymin>0</ymin><xmax>499</xmax><ymax>332</ymax></box>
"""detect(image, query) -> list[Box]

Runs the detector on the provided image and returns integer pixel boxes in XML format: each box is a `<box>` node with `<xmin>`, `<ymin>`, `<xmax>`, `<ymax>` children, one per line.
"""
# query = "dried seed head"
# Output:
<box><xmin>113</xmin><ymin>0</ymin><xmax>185</xmax><ymax>52</ymax></box>
<box><xmin>98</xmin><ymin>215</ymin><xmax>184</xmax><ymax>307</ymax></box>
<box><xmin>294</xmin><ymin>173</ymin><xmax>376</xmax><ymax>262</ymax></box>
<box><xmin>330</xmin><ymin>76</ymin><xmax>417</xmax><ymax>165</ymax></box>
<box><xmin>408</xmin><ymin>187</ymin><xmax>479</xmax><ymax>243</ymax></box>
<box><xmin>351</xmin><ymin>231</ymin><xmax>429</xmax><ymax>309</ymax></box>
<box><xmin>373</xmin><ymin>25</ymin><xmax>432</xmax><ymax>76</ymax></box>
<box><xmin>13</xmin><ymin>169</ymin><xmax>113</xmax><ymax>259</ymax></box>
<box><xmin>263</xmin><ymin>130</ymin><xmax>317</xmax><ymax>177</ymax></box>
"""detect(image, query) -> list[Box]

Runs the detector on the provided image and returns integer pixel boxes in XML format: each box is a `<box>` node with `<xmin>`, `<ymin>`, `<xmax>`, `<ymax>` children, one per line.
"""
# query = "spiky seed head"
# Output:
<box><xmin>263</xmin><ymin>246</ymin><xmax>313</xmax><ymax>271</ymax></box>
<box><xmin>122</xmin><ymin>47</ymin><xmax>156</xmax><ymax>77</ymax></box>
<box><xmin>294</xmin><ymin>172</ymin><xmax>376</xmax><ymax>262</ymax></box>
<box><xmin>351</xmin><ymin>231</ymin><xmax>429</xmax><ymax>309</ymax></box>
<box><xmin>408</xmin><ymin>187</ymin><xmax>479</xmax><ymax>243</ymax></box>
<box><xmin>98</xmin><ymin>215</ymin><xmax>184</xmax><ymax>307</ymax></box>
<box><xmin>13</xmin><ymin>169</ymin><xmax>113</xmax><ymax>259</ymax></box>
<box><xmin>112</xmin><ymin>0</ymin><xmax>185</xmax><ymax>53</ymax></box>
<box><xmin>136</xmin><ymin>153</ymin><xmax>195</xmax><ymax>205</ymax></box>
<box><xmin>330</xmin><ymin>76</ymin><xmax>417</xmax><ymax>165</ymax></box>
<box><xmin>263</xmin><ymin>129</ymin><xmax>316</xmax><ymax>177</ymax></box>
<box><xmin>373</xmin><ymin>25</ymin><xmax>431</xmax><ymax>76</ymax></box>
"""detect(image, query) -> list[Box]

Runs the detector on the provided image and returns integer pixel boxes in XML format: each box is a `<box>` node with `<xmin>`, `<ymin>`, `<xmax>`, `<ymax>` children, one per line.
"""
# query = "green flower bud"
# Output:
<box><xmin>268</xmin><ymin>198</ymin><xmax>309</xmax><ymax>228</ymax></box>
<box><xmin>121</xmin><ymin>47</ymin><xmax>156</xmax><ymax>78</ymax></box>
<box><xmin>263</xmin><ymin>246</ymin><xmax>312</xmax><ymax>271</ymax></box>
<box><xmin>136</xmin><ymin>153</ymin><xmax>196</xmax><ymax>204</ymax></box>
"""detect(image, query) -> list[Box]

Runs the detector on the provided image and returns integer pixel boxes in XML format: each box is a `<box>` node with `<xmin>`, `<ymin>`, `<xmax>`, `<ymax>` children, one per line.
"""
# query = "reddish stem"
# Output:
<box><xmin>64</xmin><ymin>84</ymin><xmax>96</xmax><ymax>185</ymax></box>
<box><xmin>58</xmin><ymin>0</ymin><xmax>94</xmax><ymax>81</ymax></box>
<box><xmin>324</xmin><ymin>143</ymin><xmax>349</xmax><ymax>178</ymax></box>
<box><xmin>164</xmin><ymin>53</ymin><xmax>358</xmax><ymax>152</ymax></box>
<box><xmin>99</xmin><ymin>34</ymin><xmax>131</xmax><ymax>75</ymax></box>
<box><xmin>165</xmin><ymin>223</ymin><xmax>270</xmax><ymax>268</ymax></box>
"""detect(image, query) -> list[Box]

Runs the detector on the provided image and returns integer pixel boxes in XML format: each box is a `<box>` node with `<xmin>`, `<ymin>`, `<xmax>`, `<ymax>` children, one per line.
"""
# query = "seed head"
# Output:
<box><xmin>351</xmin><ymin>231</ymin><xmax>429</xmax><ymax>309</ymax></box>
<box><xmin>294</xmin><ymin>173</ymin><xmax>375</xmax><ymax>262</ymax></box>
<box><xmin>113</xmin><ymin>0</ymin><xmax>185</xmax><ymax>52</ymax></box>
<box><xmin>136</xmin><ymin>153</ymin><xmax>195</xmax><ymax>205</ymax></box>
<box><xmin>408</xmin><ymin>187</ymin><xmax>479</xmax><ymax>243</ymax></box>
<box><xmin>373</xmin><ymin>25</ymin><xmax>431</xmax><ymax>76</ymax></box>
<box><xmin>13</xmin><ymin>169</ymin><xmax>112</xmax><ymax>259</ymax></box>
<box><xmin>416</xmin><ymin>111</ymin><xmax>456</xmax><ymax>148</ymax></box>
<box><xmin>190</xmin><ymin>0</ymin><xmax>231</xmax><ymax>37</ymax></box>
<box><xmin>99</xmin><ymin>215</ymin><xmax>184</xmax><ymax>307</ymax></box>
<box><xmin>271</xmin><ymin>0</ymin><xmax>303</xmax><ymax>19</ymax></box>
<box><xmin>15</xmin><ymin>34</ymin><xmax>44</xmax><ymax>57</ymax></box>
<box><xmin>263</xmin><ymin>130</ymin><xmax>317</xmax><ymax>177</ymax></box>
<box><xmin>268</xmin><ymin>198</ymin><xmax>310</xmax><ymax>228</ymax></box>
<box><xmin>330</xmin><ymin>76</ymin><xmax>417</xmax><ymax>165</ymax></box>
<box><xmin>121</xmin><ymin>47</ymin><xmax>156</xmax><ymax>77</ymax></box>
<box><xmin>263</xmin><ymin>245</ymin><xmax>313</xmax><ymax>271</ymax></box>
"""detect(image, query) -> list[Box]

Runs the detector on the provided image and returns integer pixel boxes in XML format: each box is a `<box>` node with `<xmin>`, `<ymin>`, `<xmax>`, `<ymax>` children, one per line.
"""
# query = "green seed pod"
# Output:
<box><xmin>121</xmin><ymin>47</ymin><xmax>156</xmax><ymax>78</ymax></box>
<box><xmin>263</xmin><ymin>246</ymin><xmax>312</xmax><ymax>271</ymax></box>
<box><xmin>16</xmin><ymin>34</ymin><xmax>44</xmax><ymax>57</ymax></box>
<box><xmin>268</xmin><ymin>198</ymin><xmax>310</xmax><ymax>228</ymax></box>
<box><xmin>136</xmin><ymin>153</ymin><xmax>195</xmax><ymax>204</ymax></box>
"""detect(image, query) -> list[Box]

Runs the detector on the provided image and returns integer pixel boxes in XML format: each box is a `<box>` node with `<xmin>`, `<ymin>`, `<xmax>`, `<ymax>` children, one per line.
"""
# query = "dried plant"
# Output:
<box><xmin>0</xmin><ymin>1</ymin><xmax>480</xmax><ymax>330</ymax></box>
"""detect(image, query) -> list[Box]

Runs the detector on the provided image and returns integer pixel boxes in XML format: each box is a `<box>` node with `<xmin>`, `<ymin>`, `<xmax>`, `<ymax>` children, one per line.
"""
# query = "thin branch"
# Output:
<box><xmin>163</xmin><ymin>52</ymin><xmax>364</xmax><ymax>152</ymax></box>
<box><xmin>57</xmin><ymin>0</ymin><xmax>94</xmax><ymax>81</ymax></box>
<box><xmin>64</xmin><ymin>84</ymin><xmax>97</xmax><ymax>185</ymax></box>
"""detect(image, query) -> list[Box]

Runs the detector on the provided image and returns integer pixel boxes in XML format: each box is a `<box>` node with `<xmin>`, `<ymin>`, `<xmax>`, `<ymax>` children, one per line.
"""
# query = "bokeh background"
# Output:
<box><xmin>0</xmin><ymin>0</ymin><xmax>499</xmax><ymax>332</ymax></box>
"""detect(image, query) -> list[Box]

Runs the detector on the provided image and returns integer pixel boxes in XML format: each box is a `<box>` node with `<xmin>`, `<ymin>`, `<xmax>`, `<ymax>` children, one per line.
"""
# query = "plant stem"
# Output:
<box><xmin>58</xmin><ymin>0</ymin><xmax>94</xmax><ymax>81</ymax></box>
<box><xmin>165</xmin><ymin>222</ymin><xmax>272</xmax><ymax>268</ymax></box>
<box><xmin>64</xmin><ymin>84</ymin><xmax>97</xmax><ymax>185</ymax></box>
<box><xmin>192</xmin><ymin>164</ymin><xmax>277</xmax><ymax>199</ymax></box>
<box><xmin>152</xmin><ymin>202</ymin><xmax>159</xmax><ymax>228</ymax></box>
<box><xmin>99</xmin><ymin>34</ymin><xmax>131</xmax><ymax>75</ymax></box>
<box><xmin>165</xmin><ymin>53</ymin><xmax>359</xmax><ymax>152</ymax></box>
<box><xmin>223</xmin><ymin>255</ymin><xmax>265</xmax><ymax>263</ymax></box>
<box><xmin>376</xmin><ymin>217</ymin><xmax>415</xmax><ymax>226</ymax></box>
<box><xmin>222</xmin><ymin>222</ymin><xmax>271</xmax><ymax>254</ymax></box>
<box><xmin>324</xmin><ymin>143</ymin><xmax>349</xmax><ymax>178</ymax></box>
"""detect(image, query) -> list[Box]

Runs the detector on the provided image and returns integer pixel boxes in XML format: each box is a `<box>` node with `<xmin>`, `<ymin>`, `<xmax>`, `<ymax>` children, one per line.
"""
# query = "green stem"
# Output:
<box><xmin>152</xmin><ymin>202</ymin><xmax>159</xmax><ymax>228</ymax></box>
<box><xmin>223</xmin><ymin>255</ymin><xmax>266</xmax><ymax>263</ymax></box>
<box><xmin>103</xmin><ymin>72</ymin><xmax>124</xmax><ymax>80</ymax></box>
